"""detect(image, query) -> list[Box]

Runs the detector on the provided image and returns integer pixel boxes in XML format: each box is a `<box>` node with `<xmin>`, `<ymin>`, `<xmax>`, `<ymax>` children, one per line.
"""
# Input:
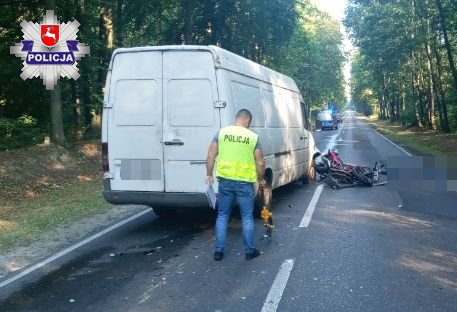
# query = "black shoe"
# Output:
<box><xmin>245</xmin><ymin>249</ymin><xmax>261</xmax><ymax>260</ymax></box>
<box><xmin>214</xmin><ymin>251</ymin><xmax>224</xmax><ymax>261</ymax></box>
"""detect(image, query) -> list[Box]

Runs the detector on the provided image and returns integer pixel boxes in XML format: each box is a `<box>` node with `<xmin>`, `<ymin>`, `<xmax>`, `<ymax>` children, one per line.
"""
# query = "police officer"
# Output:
<box><xmin>205</xmin><ymin>109</ymin><xmax>266</xmax><ymax>261</ymax></box>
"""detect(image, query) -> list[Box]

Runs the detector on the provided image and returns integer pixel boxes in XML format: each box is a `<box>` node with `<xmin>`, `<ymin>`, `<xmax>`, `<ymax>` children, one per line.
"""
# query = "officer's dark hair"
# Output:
<box><xmin>236</xmin><ymin>109</ymin><xmax>253</xmax><ymax>123</ymax></box>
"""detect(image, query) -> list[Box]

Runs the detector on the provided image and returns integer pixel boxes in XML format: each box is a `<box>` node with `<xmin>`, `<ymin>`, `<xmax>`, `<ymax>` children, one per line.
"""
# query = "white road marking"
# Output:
<box><xmin>323</xmin><ymin>131</ymin><xmax>339</xmax><ymax>152</ymax></box>
<box><xmin>138</xmin><ymin>283</ymin><xmax>161</xmax><ymax>304</ymax></box>
<box><xmin>306</xmin><ymin>117</ymin><xmax>348</xmax><ymax>228</ymax></box>
<box><xmin>261</xmin><ymin>259</ymin><xmax>295</xmax><ymax>312</ymax></box>
<box><xmin>299</xmin><ymin>184</ymin><xmax>324</xmax><ymax>228</ymax></box>
<box><xmin>0</xmin><ymin>208</ymin><xmax>152</xmax><ymax>289</ymax></box>
<box><xmin>342</xmin><ymin>113</ymin><xmax>409</xmax><ymax>156</ymax></box>
<box><xmin>322</xmin><ymin>116</ymin><xmax>348</xmax><ymax>153</ymax></box>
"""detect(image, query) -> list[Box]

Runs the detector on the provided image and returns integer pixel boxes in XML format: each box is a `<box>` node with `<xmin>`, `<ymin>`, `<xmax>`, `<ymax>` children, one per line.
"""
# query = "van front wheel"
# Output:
<box><xmin>301</xmin><ymin>159</ymin><xmax>316</xmax><ymax>184</ymax></box>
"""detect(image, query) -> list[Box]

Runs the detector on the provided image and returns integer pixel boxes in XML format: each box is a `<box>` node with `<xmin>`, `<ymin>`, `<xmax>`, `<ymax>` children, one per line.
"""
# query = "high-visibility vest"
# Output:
<box><xmin>216</xmin><ymin>125</ymin><xmax>258</xmax><ymax>183</ymax></box>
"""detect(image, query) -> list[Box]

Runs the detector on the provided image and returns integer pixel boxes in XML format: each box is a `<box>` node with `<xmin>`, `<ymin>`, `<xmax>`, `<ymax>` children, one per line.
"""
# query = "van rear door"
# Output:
<box><xmin>162</xmin><ymin>51</ymin><xmax>220</xmax><ymax>193</ymax></box>
<box><xmin>108</xmin><ymin>51</ymin><xmax>164</xmax><ymax>192</ymax></box>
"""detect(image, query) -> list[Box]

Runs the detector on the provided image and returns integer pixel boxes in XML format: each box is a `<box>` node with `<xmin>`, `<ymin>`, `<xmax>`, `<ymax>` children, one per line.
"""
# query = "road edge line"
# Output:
<box><xmin>367</xmin><ymin>122</ymin><xmax>412</xmax><ymax>156</ymax></box>
<box><xmin>0</xmin><ymin>208</ymin><xmax>152</xmax><ymax>289</ymax></box>
<box><xmin>261</xmin><ymin>259</ymin><xmax>295</xmax><ymax>312</ymax></box>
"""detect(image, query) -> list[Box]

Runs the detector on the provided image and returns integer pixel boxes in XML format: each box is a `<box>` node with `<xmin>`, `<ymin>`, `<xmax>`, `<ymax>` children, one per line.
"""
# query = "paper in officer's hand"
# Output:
<box><xmin>206</xmin><ymin>186</ymin><xmax>217</xmax><ymax>210</ymax></box>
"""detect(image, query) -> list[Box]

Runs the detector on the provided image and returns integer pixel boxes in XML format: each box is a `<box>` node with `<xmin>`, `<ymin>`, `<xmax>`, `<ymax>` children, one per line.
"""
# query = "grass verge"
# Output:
<box><xmin>0</xmin><ymin>177</ymin><xmax>109</xmax><ymax>252</ymax></box>
<box><xmin>363</xmin><ymin>116</ymin><xmax>457</xmax><ymax>156</ymax></box>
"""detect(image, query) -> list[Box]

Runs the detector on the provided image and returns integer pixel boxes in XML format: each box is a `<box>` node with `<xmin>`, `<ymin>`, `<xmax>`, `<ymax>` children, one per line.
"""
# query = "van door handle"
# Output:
<box><xmin>300</xmin><ymin>136</ymin><xmax>307</xmax><ymax>140</ymax></box>
<box><xmin>164</xmin><ymin>141</ymin><xmax>184</xmax><ymax>146</ymax></box>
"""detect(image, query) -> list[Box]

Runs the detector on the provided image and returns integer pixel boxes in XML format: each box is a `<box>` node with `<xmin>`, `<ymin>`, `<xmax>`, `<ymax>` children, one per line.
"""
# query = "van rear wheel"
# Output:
<box><xmin>254</xmin><ymin>182</ymin><xmax>272</xmax><ymax>218</ymax></box>
<box><xmin>153</xmin><ymin>207</ymin><xmax>177</xmax><ymax>218</ymax></box>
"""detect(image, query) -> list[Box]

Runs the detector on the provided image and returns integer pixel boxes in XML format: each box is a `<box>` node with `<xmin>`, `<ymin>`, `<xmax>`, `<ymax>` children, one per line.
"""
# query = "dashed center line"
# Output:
<box><xmin>299</xmin><ymin>184</ymin><xmax>324</xmax><ymax>228</ymax></box>
<box><xmin>261</xmin><ymin>259</ymin><xmax>295</xmax><ymax>312</ymax></box>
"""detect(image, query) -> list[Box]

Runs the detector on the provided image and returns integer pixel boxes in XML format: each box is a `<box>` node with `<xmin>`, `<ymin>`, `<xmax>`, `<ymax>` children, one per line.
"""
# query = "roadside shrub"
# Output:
<box><xmin>0</xmin><ymin>115</ymin><xmax>46</xmax><ymax>150</ymax></box>
<box><xmin>310</xmin><ymin>108</ymin><xmax>322</xmax><ymax>124</ymax></box>
<box><xmin>362</xmin><ymin>105</ymin><xmax>373</xmax><ymax>116</ymax></box>
<box><xmin>448</xmin><ymin>104</ymin><xmax>457</xmax><ymax>133</ymax></box>
<box><xmin>399</xmin><ymin>109</ymin><xmax>416</xmax><ymax>126</ymax></box>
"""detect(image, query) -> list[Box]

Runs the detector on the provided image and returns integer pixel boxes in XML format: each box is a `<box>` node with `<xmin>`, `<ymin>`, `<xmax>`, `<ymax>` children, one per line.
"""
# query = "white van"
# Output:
<box><xmin>101</xmin><ymin>45</ymin><xmax>319</xmax><ymax>215</ymax></box>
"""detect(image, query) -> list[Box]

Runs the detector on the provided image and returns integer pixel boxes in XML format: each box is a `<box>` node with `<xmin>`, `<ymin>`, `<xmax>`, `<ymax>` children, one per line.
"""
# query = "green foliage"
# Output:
<box><xmin>274</xmin><ymin>1</ymin><xmax>346</xmax><ymax>111</ymax></box>
<box><xmin>349</xmin><ymin>52</ymin><xmax>378</xmax><ymax>116</ymax></box>
<box><xmin>399</xmin><ymin>108</ymin><xmax>416</xmax><ymax>125</ymax></box>
<box><xmin>0</xmin><ymin>116</ymin><xmax>46</xmax><ymax>150</ymax></box>
<box><xmin>448</xmin><ymin>104</ymin><xmax>457</xmax><ymax>130</ymax></box>
<box><xmin>0</xmin><ymin>0</ymin><xmax>346</xmax><ymax>149</ymax></box>
<box><xmin>345</xmin><ymin>0</ymin><xmax>457</xmax><ymax>132</ymax></box>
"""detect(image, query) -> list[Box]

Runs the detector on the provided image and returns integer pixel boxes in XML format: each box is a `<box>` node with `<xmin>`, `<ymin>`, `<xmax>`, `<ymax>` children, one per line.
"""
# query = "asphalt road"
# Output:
<box><xmin>1</xmin><ymin>113</ymin><xmax>456</xmax><ymax>312</ymax></box>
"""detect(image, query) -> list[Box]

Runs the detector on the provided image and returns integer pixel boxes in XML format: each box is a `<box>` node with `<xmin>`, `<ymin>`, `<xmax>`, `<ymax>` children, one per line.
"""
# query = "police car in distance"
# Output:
<box><xmin>316</xmin><ymin>110</ymin><xmax>338</xmax><ymax>131</ymax></box>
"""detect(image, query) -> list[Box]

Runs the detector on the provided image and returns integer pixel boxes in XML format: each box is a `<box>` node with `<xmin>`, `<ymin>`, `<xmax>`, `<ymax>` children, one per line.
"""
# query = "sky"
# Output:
<box><xmin>311</xmin><ymin>0</ymin><xmax>353</xmax><ymax>102</ymax></box>
<box><xmin>312</xmin><ymin>0</ymin><xmax>348</xmax><ymax>21</ymax></box>
<box><xmin>311</xmin><ymin>0</ymin><xmax>352</xmax><ymax>51</ymax></box>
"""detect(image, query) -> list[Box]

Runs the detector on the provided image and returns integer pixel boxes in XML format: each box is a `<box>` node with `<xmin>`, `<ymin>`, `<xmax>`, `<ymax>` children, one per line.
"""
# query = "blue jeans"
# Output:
<box><xmin>215</xmin><ymin>178</ymin><xmax>255</xmax><ymax>253</ymax></box>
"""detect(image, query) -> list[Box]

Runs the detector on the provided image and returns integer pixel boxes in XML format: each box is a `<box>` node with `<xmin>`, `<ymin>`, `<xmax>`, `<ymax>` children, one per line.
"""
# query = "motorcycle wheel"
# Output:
<box><xmin>352</xmin><ymin>167</ymin><xmax>373</xmax><ymax>186</ymax></box>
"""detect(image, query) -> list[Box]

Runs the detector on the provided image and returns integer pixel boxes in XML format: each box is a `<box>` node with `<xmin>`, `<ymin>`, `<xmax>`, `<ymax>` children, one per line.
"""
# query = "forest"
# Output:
<box><xmin>0</xmin><ymin>0</ymin><xmax>346</xmax><ymax>150</ymax></box>
<box><xmin>345</xmin><ymin>0</ymin><xmax>457</xmax><ymax>132</ymax></box>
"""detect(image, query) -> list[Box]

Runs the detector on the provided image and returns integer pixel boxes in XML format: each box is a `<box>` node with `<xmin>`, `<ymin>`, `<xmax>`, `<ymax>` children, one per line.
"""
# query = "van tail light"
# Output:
<box><xmin>102</xmin><ymin>142</ymin><xmax>109</xmax><ymax>172</ymax></box>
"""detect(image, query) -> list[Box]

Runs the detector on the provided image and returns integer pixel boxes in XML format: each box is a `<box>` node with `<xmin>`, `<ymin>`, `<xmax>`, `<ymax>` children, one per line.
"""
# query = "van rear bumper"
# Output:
<box><xmin>102</xmin><ymin>190</ymin><xmax>209</xmax><ymax>208</ymax></box>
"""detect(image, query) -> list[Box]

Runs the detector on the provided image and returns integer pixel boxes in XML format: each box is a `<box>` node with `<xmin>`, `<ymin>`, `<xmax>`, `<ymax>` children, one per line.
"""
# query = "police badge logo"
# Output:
<box><xmin>41</xmin><ymin>25</ymin><xmax>59</xmax><ymax>47</ymax></box>
<box><xmin>10</xmin><ymin>10</ymin><xmax>89</xmax><ymax>90</ymax></box>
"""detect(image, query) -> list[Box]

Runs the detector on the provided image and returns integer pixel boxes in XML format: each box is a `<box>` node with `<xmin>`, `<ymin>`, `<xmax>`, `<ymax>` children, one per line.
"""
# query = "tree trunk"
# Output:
<box><xmin>115</xmin><ymin>0</ymin><xmax>123</xmax><ymax>47</ymax></box>
<box><xmin>410</xmin><ymin>53</ymin><xmax>419</xmax><ymax>127</ymax></box>
<box><xmin>435</xmin><ymin>0</ymin><xmax>457</xmax><ymax>93</ymax></box>
<box><xmin>100</xmin><ymin>4</ymin><xmax>114</xmax><ymax>63</ymax></box>
<box><xmin>425</xmin><ymin>43</ymin><xmax>436</xmax><ymax>129</ymax></box>
<box><xmin>415</xmin><ymin>6</ymin><xmax>437</xmax><ymax>130</ymax></box>
<box><xmin>82</xmin><ymin>78</ymin><xmax>92</xmax><ymax>127</ymax></box>
<box><xmin>396</xmin><ymin>96</ymin><xmax>401</xmax><ymax>121</ymax></box>
<box><xmin>72</xmin><ymin>81</ymin><xmax>82</xmax><ymax>128</ymax></box>
<box><xmin>75</xmin><ymin>2</ymin><xmax>89</xmax><ymax>131</ymax></box>
<box><xmin>431</xmin><ymin>73</ymin><xmax>443</xmax><ymax>131</ymax></box>
<box><xmin>389</xmin><ymin>97</ymin><xmax>395</xmax><ymax>122</ymax></box>
<box><xmin>411</xmin><ymin>72</ymin><xmax>418</xmax><ymax>126</ymax></box>
<box><xmin>183</xmin><ymin>0</ymin><xmax>194</xmax><ymax>44</ymax></box>
<box><xmin>380</xmin><ymin>92</ymin><xmax>387</xmax><ymax>120</ymax></box>
<box><xmin>157</xmin><ymin>2</ymin><xmax>163</xmax><ymax>44</ymax></box>
<box><xmin>50</xmin><ymin>83</ymin><xmax>65</xmax><ymax>145</ymax></box>
<box><xmin>427</xmin><ymin>41</ymin><xmax>444</xmax><ymax>131</ymax></box>
<box><xmin>46</xmin><ymin>0</ymin><xmax>65</xmax><ymax>145</ymax></box>
<box><xmin>416</xmin><ymin>70</ymin><xmax>424</xmax><ymax>128</ymax></box>
<box><xmin>431</xmin><ymin>24</ymin><xmax>451</xmax><ymax>133</ymax></box>
<box><xmin>381</xmin><ymin>73</ymin><xmax>389</xmax><ymax>120</ymax></box>
<box><xmin>97</xmin><ymin>2</ymin><xmax>115</xmax><ymax>127</ymax></box>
